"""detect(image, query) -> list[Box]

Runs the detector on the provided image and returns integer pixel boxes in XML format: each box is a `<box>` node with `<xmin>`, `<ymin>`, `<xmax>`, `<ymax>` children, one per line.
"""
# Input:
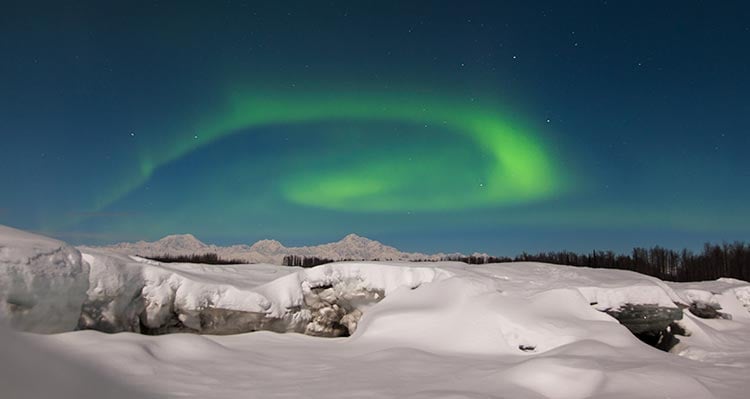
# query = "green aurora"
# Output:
<box><xmin>104</xmin><ymin>92</ymin><xmax>563</xmax><ymax>214</ymax></box>
<box><xmin>3</xmin><ymin>1</ymin><xmax>749</xmax><ymax>252</ymax></box>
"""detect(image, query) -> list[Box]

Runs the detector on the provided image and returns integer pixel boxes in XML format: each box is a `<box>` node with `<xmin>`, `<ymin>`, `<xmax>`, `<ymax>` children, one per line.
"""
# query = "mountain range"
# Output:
<box><xmin>85</xmin><ymin>233</ymin><xmax>482</xmax><ymax>264</ymax></box>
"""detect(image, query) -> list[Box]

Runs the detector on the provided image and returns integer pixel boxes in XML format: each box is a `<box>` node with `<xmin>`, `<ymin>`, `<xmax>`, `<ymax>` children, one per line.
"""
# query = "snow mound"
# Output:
<box><xmin>736</xmin><ymin>286</ymin><xmax>750</xmax><ymax>309</ymax></box>
<box><xmin>256</xmin><ymin>262</ymin><xmax>452</xmax><ymax>317</ymax></box>
<box><xmin>0</xmin><ymin>225</ymin><xmax>89</xmax><ymax>333</ymax></box>
<box><xmin>667</xmin><ymin>278</ymin><xmax>750</xmax><ymax>324</ymax></box>
<box><xmin>79</xmin><ymin>249</ymin><xmax>451</xmax><ymax>336</ymax></box>
<box><xmin>78</xmin><ymin>251</ymin><xmax>703</xmax><ymax>356</ymax></box>
<box><xmin>351</xmin><ymin>276</ymin><xmax>635</xmax><ymax>355</ymax></box>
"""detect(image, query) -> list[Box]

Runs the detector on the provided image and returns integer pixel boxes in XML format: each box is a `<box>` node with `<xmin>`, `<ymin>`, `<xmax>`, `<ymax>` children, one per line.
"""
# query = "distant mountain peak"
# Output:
<box><xmin>156</xmin><ymin>234</ymin><xmax>205</xmax><ymax>246</ymax></box>
<box><xmin>158</xmin><ymin>233</ymin><xmax>200</xmax><ymax>241</ymax></box>
<box><xmin>248</xmin><ymin>239</ymin><xmax>285</xmax><ymax>253</ymax></box>
<box><xmin>339</xmin><ymin>233</ymin><xmax>374</xmax><ymax>244</ymax></box>
<box><xmin>92</xmin><ymin>233</ymin><xmax>447</xmax><ymax>264</ymax></box>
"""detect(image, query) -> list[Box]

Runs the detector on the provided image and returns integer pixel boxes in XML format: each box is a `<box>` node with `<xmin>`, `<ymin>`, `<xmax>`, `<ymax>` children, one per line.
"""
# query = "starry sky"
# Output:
<box><xmin>1</xmin><ymin>1</ymin><xmax>749</xmax><ymax>254</ymax></box>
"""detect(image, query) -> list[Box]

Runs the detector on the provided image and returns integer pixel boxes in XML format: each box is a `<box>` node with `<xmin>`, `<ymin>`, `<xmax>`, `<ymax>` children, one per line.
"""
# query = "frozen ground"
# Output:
<box><xmin>2</xmin><ymin>226</ymin><xmax>750</xmax><ymax>398</ymax></box>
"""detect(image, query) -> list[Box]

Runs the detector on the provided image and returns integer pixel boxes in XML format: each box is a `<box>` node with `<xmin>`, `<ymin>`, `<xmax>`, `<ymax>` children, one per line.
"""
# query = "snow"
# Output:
<box><xmin>2</xmin><ymin>226</ymin><xmax>750</xmax><ymax>398</ymax></box>
<box><xmin>79</xmin><ymin>248</ymin><xmax>303</xmax><ymax>333</ymax></box>
<box><xmin>669</xmin><ymin>278</ymin><xmax>750</xmax><ymax>320</ymax></box>
<box><xmin>0</xmin><ymin>225</ymin><xmax>89</xmax><ymax>333</ymax></box>
<box><xmin>78</xmin><ymin>249</ymin><xmax>451</xmax><ymax>335</ymax></box>
<box><xmin>256</xmin><ymin>261</ymin><xmax>452</xmax><ymax>318</ymax></box>
<box><xmin>0</xmin><ymin>326</ymin><xmax>155</xmax><ymax>399</ymax></box>
<box><xmin>87</xmin><ymin>232</ymin><xmax>474</xmax><ymax>264</ymax></box>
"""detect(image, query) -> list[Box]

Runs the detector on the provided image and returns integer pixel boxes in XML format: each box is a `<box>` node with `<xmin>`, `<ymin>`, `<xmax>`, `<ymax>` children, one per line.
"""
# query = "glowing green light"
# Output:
<box><xmin>106</xmin><ymin>91</ymin><xmax>562</xmax><ymax>213</ymax></box>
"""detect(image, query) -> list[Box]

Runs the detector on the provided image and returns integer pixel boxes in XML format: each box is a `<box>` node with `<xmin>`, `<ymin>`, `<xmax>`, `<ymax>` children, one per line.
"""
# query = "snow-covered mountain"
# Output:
<box><xmin>93</xmin><ymin>234</ymin><xmax>211</xmax><ymax>256</ymax></box>
<box><xmin>85</xmin><ymin>233</ymin><xmax>472</xmax><ymax>264</ymax></box>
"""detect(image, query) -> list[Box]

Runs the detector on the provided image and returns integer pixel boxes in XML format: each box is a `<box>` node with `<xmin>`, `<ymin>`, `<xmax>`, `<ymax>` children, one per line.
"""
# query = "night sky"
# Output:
<box><xmin>1</xmin><ymin>1</ymin><xmax>749</xmax><ymax>254</ymax></box>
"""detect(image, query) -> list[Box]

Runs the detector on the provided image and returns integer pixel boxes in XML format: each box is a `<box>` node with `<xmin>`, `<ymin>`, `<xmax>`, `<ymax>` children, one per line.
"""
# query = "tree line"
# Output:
<box><xmin>512</xmin><ymin>242</ymin><xmax>750</xmax><ymax>282</ymax></box>
<box><xmin>435</xmin><ymin>254</ymin><xmax>513</xmax><ymax>264</ymax></box>
<box><xmin>281</xmin><ymin>242</ymin><xmax>750</xmax><ymax>282</ymax></box>
<box><xmin>142</xmin><ymin>253</ymin><xmax>246</xmax><ymax>265</ymax></box>
<box><xmin>282</xmin><ymin>255</ymin><xmax>337</xmax><ymax>267</ymax></box>
<box><xmin>143</xmin><ymin>241</ymin><xmax>750</xmax><ymax>282</ymax></box>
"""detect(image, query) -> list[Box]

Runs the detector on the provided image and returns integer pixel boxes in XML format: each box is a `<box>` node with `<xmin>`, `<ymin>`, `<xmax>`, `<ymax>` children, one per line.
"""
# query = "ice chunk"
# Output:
<box><xmin>0</xmin><ymin>225</ymin><xmax>88</xmax><ymax>333</ymax></box>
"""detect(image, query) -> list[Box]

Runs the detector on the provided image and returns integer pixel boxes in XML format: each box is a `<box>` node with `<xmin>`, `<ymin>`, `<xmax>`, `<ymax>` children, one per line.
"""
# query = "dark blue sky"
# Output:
<box><xmin>1</xmin><ymin>1</ymin><xmax>748</xmax><ymax>254</ymax></box>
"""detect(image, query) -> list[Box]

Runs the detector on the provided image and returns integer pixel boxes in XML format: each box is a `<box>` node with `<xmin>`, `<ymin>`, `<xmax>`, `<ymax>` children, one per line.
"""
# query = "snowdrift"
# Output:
<box><xmin>40</xmin><ymin>256</ymin><xmax>750</xmax><ymax>398</ymax></box>
<box><xmin>72</xmin><ymin>247</ymin><xmax>750</xmax><ymax>358</ymax></box>
<box><xmin>79</xmin><ymin>249</ymin><xmax>451</xmax><ymax>336</ymax></box>
<box><xmin>0</xmin><ymin>225</ymin><xmax>89</xmax><ymax>332</ymax></box>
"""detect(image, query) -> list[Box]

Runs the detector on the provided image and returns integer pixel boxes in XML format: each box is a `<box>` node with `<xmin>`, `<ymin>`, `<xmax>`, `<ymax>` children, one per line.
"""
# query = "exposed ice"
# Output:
<box><xmin>0</xmin><ymin>225</ymin><xmax>89</xmax><ymax>332</ymax></box>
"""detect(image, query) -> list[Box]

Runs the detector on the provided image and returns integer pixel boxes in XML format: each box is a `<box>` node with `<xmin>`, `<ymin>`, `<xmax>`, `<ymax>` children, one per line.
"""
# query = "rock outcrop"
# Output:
<box><xmin>605</xmin><ymin>304</ymin><xmax>684</xmax><ymax>351</ymax></box>
<box><xmin>688</xmin><ymin>301</ymin><xmax>732</xmax><ymax>320</ymax></box>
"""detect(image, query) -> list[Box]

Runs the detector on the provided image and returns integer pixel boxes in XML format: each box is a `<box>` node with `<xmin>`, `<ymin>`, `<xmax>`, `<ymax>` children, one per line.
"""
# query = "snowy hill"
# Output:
<box><xmin>87</xmin><ymin>233</ymin><xmax>465</xmax><ymax>264</ymax></box>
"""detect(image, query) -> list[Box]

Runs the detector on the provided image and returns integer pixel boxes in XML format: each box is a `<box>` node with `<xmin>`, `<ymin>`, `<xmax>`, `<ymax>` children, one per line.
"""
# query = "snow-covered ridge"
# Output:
<box><xmin>85</xmin><ymin>233</ymin><xmax>478</xmax><ymax>264</ymax></box>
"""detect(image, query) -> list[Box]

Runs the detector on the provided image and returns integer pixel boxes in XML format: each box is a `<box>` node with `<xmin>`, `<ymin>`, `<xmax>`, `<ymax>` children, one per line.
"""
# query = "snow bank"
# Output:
<box><xmin>79</xmin><ymin>249</ymin><xmax>289</xmax><ymax>334</ymax></box>
<box><xmin>351</xmin><ymin>276</ymin><xmax>636</xmax><ymax>355</ymax></box>
<box><xmin>668</xmin><ymin>278</ymin><xmax>750</xmax><ymax>321</ymax></box>
<box><xmin>256</xmin><ymin>262</ymin><xmax>451</xmax><ymax>317</ymax></box>
<box><xmin>0</xmin><ymin>225</ymin><xmax>89</xmax><ymax>332</ymax></box>
<box><xmin>79</xmin><ymin>250</ymin><xmax>450</xmax><ymax>336</ymax></box>
<box><xmin>78</xmin><ymin>251</ymin><xmax>147</xmax><ymax>332</ymax></box>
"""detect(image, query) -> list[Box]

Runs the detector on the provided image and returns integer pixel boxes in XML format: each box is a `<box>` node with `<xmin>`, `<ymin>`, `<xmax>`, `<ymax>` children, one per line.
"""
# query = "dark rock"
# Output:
<box><xmin>605</xmin><ymin>304</ymin><xmax>683</xmax><ymax>334</ymax></box>
<box><xmin>669</xmin><ymin>321</ymin><xmax>689</xmax><ymax>337</ymax></box>
<box><xmin>634</xmin><ymin>322</ymin><xmax>682</xmax><ymax>352</ymax></box>
<box><xmin>518</xmin><ymin>345</ymin><xmax>536</xmax><ymax>352</ymax></box>
<box><xmin>689</xmin><ymin>302</ymin><xmax>732</xmax><ymax>320</ymax></box>
<box><xmin>605</xmin><ymin>304</ymin><xmax>684</xmax><ymax>352</ymax></box>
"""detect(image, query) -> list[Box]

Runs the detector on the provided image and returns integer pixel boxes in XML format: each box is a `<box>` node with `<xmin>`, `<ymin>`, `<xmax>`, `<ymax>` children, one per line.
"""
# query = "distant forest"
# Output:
<box><xmin>281</xmin><ymin>255</ymin><xmax>513</xmax><ymax>267</ymax></box>
<box><xmin>144</xmin><ymin>242</ymin><xmax>750</xmax><ymax>283</ymax></box>
<box><xmin>142</xmin><ymin>253</ymin><xmax>246</xmax><ymax>265</ymax></box>
<box><xmin>510</xmin><ymin>242</ymin><xmax>750</xmax><ymax>282</ymax></box>
<box><xmin>282</xmin><ymin>255</ymin><xmax>339</xmax><ymax>267</ymax></box>
<box><xmin>285</xmin><ymin>242</ymin><xmax>750</xmax><ymax>283</ymax></box>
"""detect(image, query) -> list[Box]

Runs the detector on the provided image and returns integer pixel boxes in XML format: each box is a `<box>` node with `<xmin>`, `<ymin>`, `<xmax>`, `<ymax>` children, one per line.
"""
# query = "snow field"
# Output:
<box><xmin>2</xmin><ymin>226</ymin><xmax>750</xmax><ymax>398</ymax></box>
